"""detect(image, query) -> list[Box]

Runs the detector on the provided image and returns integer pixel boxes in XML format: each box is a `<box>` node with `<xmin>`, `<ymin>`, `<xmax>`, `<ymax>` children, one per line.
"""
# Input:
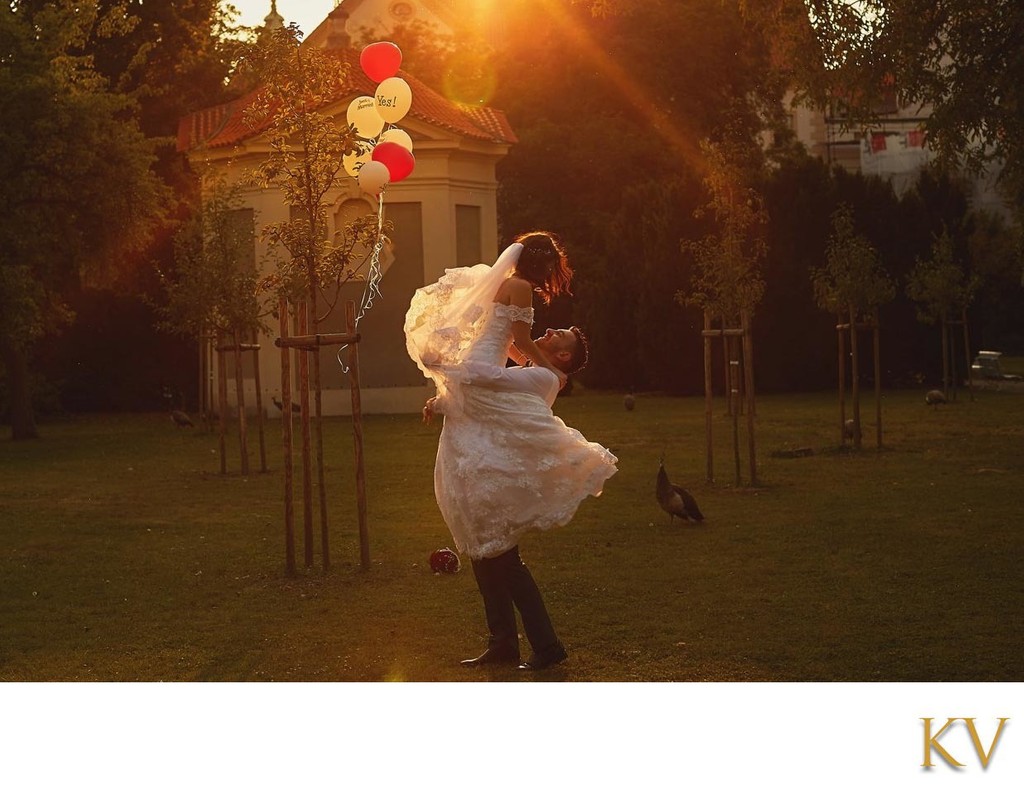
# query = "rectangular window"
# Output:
<box><xmin>455</xmin><ymin>205</ymin><xmax>482</xmax><ymax>267</ymax></box>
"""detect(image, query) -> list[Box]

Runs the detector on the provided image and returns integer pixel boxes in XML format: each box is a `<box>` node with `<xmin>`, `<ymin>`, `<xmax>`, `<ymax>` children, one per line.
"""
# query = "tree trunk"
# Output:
<box><xmin>940</xmin><ymin>316</ymin><xmax>950</xmax><ymax>399</ymax></box>
<box><xmin>217</xmin><ymin>334</ymin><xmax>228</xmax><ymax>475</ymax></box>
<box><xmin>1</xmin><ymin>337</ymin><xmax>39</xmax><ymax>440</ymax></box>
<box><xmin>948</xmin><ymin>321</ymin><xmax>959</xmax><ymax>401</ymax></box>
<box><xmin>962</xmin><ymin>308</ymin><xmax>974</xmax><ymax>402</ymax></box>
<box><xmin>872</xmin><ymin>309</ymin><xmax>882</xmax><ymax>449</ymax></box>
<box><xmin>837</xmin><ymin>315</ymin><xmax>847</xmax><ymax>446</ymax></box>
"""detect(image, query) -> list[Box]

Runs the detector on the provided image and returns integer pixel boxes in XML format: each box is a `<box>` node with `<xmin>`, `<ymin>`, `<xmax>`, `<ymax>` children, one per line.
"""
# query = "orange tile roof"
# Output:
<box><xmin>177</xmin><ymin>51</ymin><xmax>516</xmax><ymax>153</ymax></box>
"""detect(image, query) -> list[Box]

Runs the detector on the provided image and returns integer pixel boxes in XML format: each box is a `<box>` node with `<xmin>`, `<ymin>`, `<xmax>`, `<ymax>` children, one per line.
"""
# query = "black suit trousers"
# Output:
<box><xmin>470</xmin><ymin>545</ymin><xmax>560</xmax><ymax>655</ymax></box>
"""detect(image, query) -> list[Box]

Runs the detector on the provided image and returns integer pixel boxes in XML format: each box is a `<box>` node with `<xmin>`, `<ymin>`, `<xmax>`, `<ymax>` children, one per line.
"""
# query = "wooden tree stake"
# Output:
<box><xmin>232</xmin><ymin>328</ymin><xmax>250</xmax><ymax>476</ymax></box>
<box><xmin>849</xmin><ymin>304</ymin><xmax>862</xmax><ymax>449</ymax></box>
<box><xmin>311</xmin><ymin>296</ymin><xmax>330</xmax><ymax>572</ymax></box>
<box><xmin>279</xmin><ymin>297</ymin><xmax>295</xmax><ymax>575</ymax></box>
<box><xmin>251</xmin><ymin>329</ymin><xmax>268</xmax><ymax>472</ymax></box>
<box><xmin>730</xmin><ymin>356</ymin><xmax>741</xmax><ymax>486</ymax></box>
<box><xmin>741</xmin><ymin>309</ymin><xmax>758</xmax><ymax>485</ymax></box>
<box><xmin>346</xmin><ymin>301</ymin><xmax>370</xmax><ymax>570</ymax></box>
<box><xmin>703</xmin><ymin>311</ymin><xmax>714</xmax><ymax>483</ymax></box>
<box><xmin>872</xmin><ymin>310</ymin><xmax>882</xmax><ymax>449</ymax></box>
<box><xmin>297</xmin><ymin>300</ymin><xmax>314</xmax><ymax>568</ymax></box>
<box><xmin>217</xmin><ymin>337</ymin><xmax>228</xmax><ymax>474</ymax></box>
<box><xmin>961</xmin><ymin>308</ymin><xmax>974</xmax><ymax>401</ymax></box>
<box><xmin>837</xmin><ymin>317</ymin><xmax>847</xmax><ymax>445</ymax></box>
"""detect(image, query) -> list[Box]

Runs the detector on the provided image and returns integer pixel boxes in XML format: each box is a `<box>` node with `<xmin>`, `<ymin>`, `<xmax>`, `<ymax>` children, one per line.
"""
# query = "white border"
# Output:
<box><xmin>3</xmin><ymin>683</ymin><xmax>1020</xmax><ymax>805</ymax></box>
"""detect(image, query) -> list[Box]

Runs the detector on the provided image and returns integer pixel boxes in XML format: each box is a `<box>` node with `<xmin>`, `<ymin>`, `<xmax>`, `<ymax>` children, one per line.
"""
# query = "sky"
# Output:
<box><xmin>226</xmin><ymin>0</ymin><xmax>338</xmax><ymax>38</ymax></box>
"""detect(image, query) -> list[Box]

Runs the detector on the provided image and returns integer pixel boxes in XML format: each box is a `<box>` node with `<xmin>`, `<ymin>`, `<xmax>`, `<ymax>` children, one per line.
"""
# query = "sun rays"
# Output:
<box><xmin>526</xmin><ymin>0</ymin><xmax>706</xmax><ymax>174</ymax></box>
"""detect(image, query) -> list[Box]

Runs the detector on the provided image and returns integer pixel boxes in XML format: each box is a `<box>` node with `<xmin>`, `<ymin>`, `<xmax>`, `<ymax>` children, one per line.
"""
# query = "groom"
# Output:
<box><xmin>422</xmin><ymin>327</ymin><xmax>589</xmax><ymax>671</ymax></box>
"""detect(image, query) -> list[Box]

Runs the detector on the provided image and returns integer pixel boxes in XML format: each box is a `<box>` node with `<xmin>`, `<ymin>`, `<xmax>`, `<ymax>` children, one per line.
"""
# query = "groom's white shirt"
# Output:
<box><xmin>428</xmin><ymin>359</ymin><xmax>560</xmax><ymax>411</ymax></box>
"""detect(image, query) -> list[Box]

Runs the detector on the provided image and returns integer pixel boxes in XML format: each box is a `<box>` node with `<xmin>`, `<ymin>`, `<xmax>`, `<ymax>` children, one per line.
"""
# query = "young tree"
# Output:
<box><xmin>236</xmin><ymin>25</ymin><xmax>382</xmax><ymax>561</ymax></box>
<box><xmin>813</xmin><ymin>206</ymin><xmax>894</xmax><ymax>317</ymax></box>
<box><xmin>0</xmin><ymin>1</ymin><xmax>165</xmax><ymax>439</ymax></box>
<box><xmin>812</xmin><ymin>204</ymin><xmax>895</xmax><ymax>447</ymax></box>
<box><xmin>681</xmin><ymin>134</ymin><xmax>768</xmax><ymax>485</ymax></box>
<box><xmin>906</xmin><ymin>228</ymin><xmax>978</xmax><ymax>397</ymax></box>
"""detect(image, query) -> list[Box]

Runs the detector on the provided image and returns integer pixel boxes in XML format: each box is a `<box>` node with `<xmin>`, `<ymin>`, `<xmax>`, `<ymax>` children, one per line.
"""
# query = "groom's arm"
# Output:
<box><xmin>420</xmin><ymin>358</ymin><xmax>560</xmax><ymax>405</ymax></box>
<box><xmin>459</xmin><ymin>360</ymin><xmax>559</xmax><ymax>403</ymax></box>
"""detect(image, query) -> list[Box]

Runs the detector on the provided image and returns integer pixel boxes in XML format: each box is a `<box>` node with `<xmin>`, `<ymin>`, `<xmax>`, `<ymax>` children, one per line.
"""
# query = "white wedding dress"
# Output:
<box><xmin>404</xmin><ymin>244</ymin><xmax>618</xmax><ymax>560</ymax></box>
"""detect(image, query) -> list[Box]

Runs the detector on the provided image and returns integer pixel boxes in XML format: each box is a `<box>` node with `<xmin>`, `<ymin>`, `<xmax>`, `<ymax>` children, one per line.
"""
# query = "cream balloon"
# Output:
<box><xmin>379</xmin><ymin>127</ymin><xmax>413</xmax><ymax>153</ymax></box>
<box><xmin>346</xmin><ymin>95</ymin><xmax>385</xmax><ymax>139</ymax></box>
<box><xmin>357</xmin><ymin>160</ymin><xmax>390</xmax><ymax>196</ymax></box>
<box><xmin>374</xmin><ymin>77</ymin><xmax>412</xmax><ymax>124</ymax></box>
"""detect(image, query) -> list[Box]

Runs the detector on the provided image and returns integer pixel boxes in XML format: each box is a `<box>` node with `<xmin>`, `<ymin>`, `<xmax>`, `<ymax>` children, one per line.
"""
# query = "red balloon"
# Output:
<box><xmin>372</xmin><ymin>142</ymin><xmax>416</xmax><ymax>183</ymax></box>
<box><xmin>360</xmin><ymin>42</ymin><xmax>403</xmax><ymax>83</ymax></box>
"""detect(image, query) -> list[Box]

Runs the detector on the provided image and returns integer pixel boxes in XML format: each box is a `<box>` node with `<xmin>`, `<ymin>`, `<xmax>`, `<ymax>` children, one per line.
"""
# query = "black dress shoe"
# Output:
<box><xmin>517</xmin><ymin>644</ymin><xmax>568</xmax><ymax>671</ymax></box>
<box><xmin>460</xmin><ymin>645</ymin><xmax>521</xmax><ymax>667</ymax></box>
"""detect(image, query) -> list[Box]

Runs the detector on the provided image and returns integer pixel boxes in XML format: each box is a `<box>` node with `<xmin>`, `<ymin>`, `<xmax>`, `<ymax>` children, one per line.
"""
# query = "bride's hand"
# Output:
<box><xmin>422</xmin><ymin>397</ymin><xmax>437</xmax><ymax>424</ymax></box>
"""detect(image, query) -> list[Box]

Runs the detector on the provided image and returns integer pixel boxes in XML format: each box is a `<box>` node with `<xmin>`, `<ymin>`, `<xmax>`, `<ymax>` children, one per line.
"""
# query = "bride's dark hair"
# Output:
<box><xmin>513</xmin><ymin>231</ymin><xmax>573</xmax><ymax>304</ymax></box>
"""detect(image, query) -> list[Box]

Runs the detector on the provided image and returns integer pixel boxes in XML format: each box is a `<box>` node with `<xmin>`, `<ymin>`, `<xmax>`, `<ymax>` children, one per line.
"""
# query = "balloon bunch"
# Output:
<box><xmin>337</xmin><ymin>43</ymin><xmax>414</xmax><ymax>373</ymax></box>
<box><xmin>345</xmin><ymin>42</ymin><xmax>415</xmax><ymax>196</ymax></box>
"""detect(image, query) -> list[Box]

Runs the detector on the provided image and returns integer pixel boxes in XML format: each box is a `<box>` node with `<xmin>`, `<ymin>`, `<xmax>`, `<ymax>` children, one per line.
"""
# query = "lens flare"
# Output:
<box><xmin>442</xmin><ymin>51</ymin><xmax>498</xmax><ymax>106</ymax></box>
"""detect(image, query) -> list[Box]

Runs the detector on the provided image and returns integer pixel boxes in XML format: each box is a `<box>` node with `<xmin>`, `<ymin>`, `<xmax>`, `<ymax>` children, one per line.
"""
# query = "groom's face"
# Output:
<box><xmin>537</xmin><ymin>328</ymin><xmax>576</xmax><ymax>357</ymax></box>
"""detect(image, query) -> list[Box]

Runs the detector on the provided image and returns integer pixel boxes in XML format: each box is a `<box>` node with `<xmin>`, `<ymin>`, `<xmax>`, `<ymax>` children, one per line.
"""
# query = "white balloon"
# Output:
<box><xmin>379</xmin><ymin>127</ymin><xmax>413</xmax><ymax>153</ymax></box>
<box><xmin>346</xmin><ymin>95</ymin><xmax>385</xmax><ymax>139</ymax></box>
<box><xmin>357</xmin><ymin>160</ymin><xmax>390</xmax><ymax>196</ymax></box>
<box><xmin>374</xmin><ymin>77</ymin><xmax>412</xmax><ymax>124</ymax></box>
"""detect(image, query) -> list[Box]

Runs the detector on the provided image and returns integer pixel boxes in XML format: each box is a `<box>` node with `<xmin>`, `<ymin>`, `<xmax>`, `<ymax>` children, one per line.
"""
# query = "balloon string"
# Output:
<box><xmin>337</xmin><ymin>190</ymin><xmax>388</xmax><ymax>374</ymax></box>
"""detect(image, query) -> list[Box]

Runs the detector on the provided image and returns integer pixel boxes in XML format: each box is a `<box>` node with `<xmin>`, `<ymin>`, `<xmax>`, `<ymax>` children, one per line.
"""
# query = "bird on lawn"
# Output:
<box><xmin>170</xmin><ymin>409</ymin><xmax>194</xmax><ymax>428</ymax></box>
<box><xmin>624</xmin><ymin>390</ymin><xmax>635</xmax><ymax>411</ymax></box>
<box><xmin>844</xmin><ymin>418</ymin><xmax>855</xmax><ymax>439</ymax></box>
<box><xmin>272</xmin><ymin>396</ymin><xmax>301</xmax><ymax>414</ymax></box>
<box><xmin>925</xmin><ymin>389</ymin><xmax>947</xmax><ymax>406</ymax></box>
<box><xmin>656</xmin><ymin>458</ymin><xmax>704</xmax><ymax>524</ymax></box>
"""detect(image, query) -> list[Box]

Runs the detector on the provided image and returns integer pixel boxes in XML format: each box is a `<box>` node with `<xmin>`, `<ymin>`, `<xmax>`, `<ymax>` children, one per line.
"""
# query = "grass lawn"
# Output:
<box><xmin>1</xmin><ymin>384</ymin><xmax>1022</xmax><ymax>682</ymax></box>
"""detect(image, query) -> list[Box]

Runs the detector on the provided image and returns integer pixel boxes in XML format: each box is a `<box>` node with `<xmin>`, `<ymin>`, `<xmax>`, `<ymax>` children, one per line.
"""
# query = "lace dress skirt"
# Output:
<box><xmin>434</xmin><ymin>384</ymin><xmax>618</xmax><ymax>560</ymax></box>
